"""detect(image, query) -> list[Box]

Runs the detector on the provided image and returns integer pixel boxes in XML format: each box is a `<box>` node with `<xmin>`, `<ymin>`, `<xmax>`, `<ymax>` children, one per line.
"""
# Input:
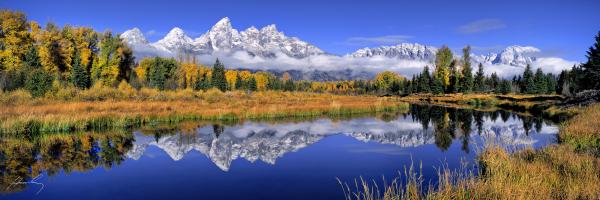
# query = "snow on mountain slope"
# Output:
<box><xmin>120</xmin><ymin>17</ymin><xmax>323</xmax><ymax>59</ymax></box>
<box><xmin>348</xmin><ymin>43</ymin><xmax>438</xmax><ymax>61</ymax></box>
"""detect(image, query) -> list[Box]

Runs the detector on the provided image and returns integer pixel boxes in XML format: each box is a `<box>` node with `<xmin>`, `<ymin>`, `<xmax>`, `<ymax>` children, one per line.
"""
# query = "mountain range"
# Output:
<box><xmin>120</xmin><ymin>17</ymin><xmax>560</xmax><ymax>80</ymax></box>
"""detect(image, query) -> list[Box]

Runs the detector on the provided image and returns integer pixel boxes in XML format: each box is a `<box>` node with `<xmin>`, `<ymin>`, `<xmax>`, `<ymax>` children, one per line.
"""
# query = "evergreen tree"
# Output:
<box><xmin>147</xmin><ymin>57</ymin><xmax>177</xmax><ymax>90</ymax></box>
<box><xmin>25</xmin><ymin>69</ymin><xmax>54</xmax><ymax>97</ymax></box>
<box><xmin>283</xmin><ymin>79</ymin><xmax>295</xmax><ymax>91</ymax></box>
<box><xmin>546</xmin><ymin>73</ymin><xmax>557</xmax><ymax>94</ymax></box>
<box><xmin>474</xmin><ymin>63</ymin><xmax>485</xmax><ymax>92</ymax></box>
<box><xmin>418</xmin><ymin>66</ymin><xmax>431</xmax><ymax>93</ymax></box>
<box><xmin>70</xmin><ymin>51</ymin><xmax>90</xmax><ymax>89</ymax></box>
<box><xmin>581</xmin><ymin>31</ymin><xmax>600</xmax><ymax>89</ymax></box>
<box><xmin>248</xmin><ymin>76</ymin><xmax>257</xmax><ymax>91</ymax></box>
<box><xmin>497</xmin><ymin>80</ymin><xmax>512</xmax><ymax>95</ymax></box>
<box><xmin>235</xmin><ymin>73</ymin><xmax>243</xmax><ymax>90</ymax></box>
<box><xmin>194</xmin><ymin>72</ymin><xmax>211</xmax><ymax>91</ymax></box>
<box><xmin>533</xmin><ymin>68</ymin><xmax>547</xmax><ymax>94</ymax></box>
<box><xmin>431</xmin><ymin>76</ymin><xmax>444</xmax><ymax>95</ymax></box>
<box><xmin>211</xmin><ymin>59</ymin><xmax>227</xmax><ymax>91</ymax></box>
<box><xmin>522</xmin><ymin>64</ymin><xmax>535</xmax><ymax>94</ymax></box>
<box><xmin>23</xmin><ymin>45</ymin><xmax>42</xmax><ymax>69</ymax></box>
<box><xmin>450</xmin><ymin>60</ymin><xmax>461</xmax><ymax>93</ymax></box>
<box><xmin>489</xmin><ymin>73</ymin><xmax>500</xmax><ymax>92</ymax></box>
<box><xmin>460</xmin><ymin>46</ymin><xmax>474</xmax><ymax>93</ymax></box>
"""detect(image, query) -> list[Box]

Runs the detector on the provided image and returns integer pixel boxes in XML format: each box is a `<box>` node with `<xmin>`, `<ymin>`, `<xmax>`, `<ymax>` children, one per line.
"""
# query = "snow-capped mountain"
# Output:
<box><xmin>473</xmin><ymin>46</ymin><xmax>539</xmax><ymax>66</ymax></box>
<box><xmin>153</xmin><ymin>27</ymin><xmax>195</xmax><ymax>54</ymax></box>
<box><xmin>348</xmin><ymin>43</ymin><xmax>438</xmax><ymax>61</ymax></box>
<box><xmin>349</xmin><ymin>44</ymin><xmax>539</xmax><ymax>67</ymax></box>
<box><xmin>120</xmin><ymin>17</ymin><xmax>324</xmax><ymax>59</ymax></box>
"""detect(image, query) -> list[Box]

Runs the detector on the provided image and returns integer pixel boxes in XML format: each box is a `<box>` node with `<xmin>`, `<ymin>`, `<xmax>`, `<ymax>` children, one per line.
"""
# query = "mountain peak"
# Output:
<box><xmin>211</xmin><ymin>17</ymin><xmax>233</xmax><ymax>31</ymax></box>
<box><xmin>166</xmin><ymin>27</ymin><xmax>186</xmax><ymax>37</ymax></box>
<box><xmin>120</xmin><ymin>27</ymin><xmax>148</xmax><ymax>45</ymax></box>
<box><xmin>261</xmin><ymin>24</ymin><xmax>278</xmax><ymax>33</ymax></box>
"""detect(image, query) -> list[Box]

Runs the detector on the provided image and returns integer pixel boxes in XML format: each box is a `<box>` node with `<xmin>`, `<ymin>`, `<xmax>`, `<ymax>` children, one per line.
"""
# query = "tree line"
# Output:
<box><xmin>1</xmin><ymin>10</ymin><xmax>599</xmax><ymax>98</ymax></box>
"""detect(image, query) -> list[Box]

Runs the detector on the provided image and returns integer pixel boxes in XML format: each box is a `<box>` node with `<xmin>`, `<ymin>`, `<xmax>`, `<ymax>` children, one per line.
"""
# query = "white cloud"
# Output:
<box><xmin>481</xmin><ymin>57</ymin><xmax>577</xmax><ymax>78</ymax></box>
<box><xmin>191</xmin><ymin>51</ymin><xmax>430</xmax><ymax>78</ymax></box>
<box><xmin>342</xmin><ymin>35</ymin><xmax>414</xmax><ymax>46</ymax></box>
<box><xmin>458</xmin><ymin>19</ymin><xmax>506</xmax><ymax>34</ymax></box>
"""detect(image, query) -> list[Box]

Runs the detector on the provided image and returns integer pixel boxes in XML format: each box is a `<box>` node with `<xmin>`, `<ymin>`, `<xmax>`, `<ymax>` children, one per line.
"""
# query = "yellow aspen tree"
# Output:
<box><xmin>225</xmin><ymin>70</ymin><xmax>238</xmax><ymax>90</ymax></box>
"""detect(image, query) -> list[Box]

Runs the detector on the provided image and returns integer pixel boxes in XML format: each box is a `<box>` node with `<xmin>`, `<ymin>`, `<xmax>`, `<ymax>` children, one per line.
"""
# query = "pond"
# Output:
<box><xmin>0</xmin><ymin>104</ymin><xmax>560</xmax><ymax>200</ymax></box>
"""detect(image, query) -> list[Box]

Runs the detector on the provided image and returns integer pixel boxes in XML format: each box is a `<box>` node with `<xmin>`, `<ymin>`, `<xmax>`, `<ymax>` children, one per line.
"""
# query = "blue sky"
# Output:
<box><xmin>2</xmin><ymin>0</ymin><xmax>599</xmax><ymax>61</ymax></box>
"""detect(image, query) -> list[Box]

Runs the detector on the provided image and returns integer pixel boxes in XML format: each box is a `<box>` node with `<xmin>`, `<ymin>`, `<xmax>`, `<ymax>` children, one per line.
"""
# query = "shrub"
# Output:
<box><xmin>202</xmin><ymin>88</ymin><xmax>224</xmax><ymax>103</ymax></box>
<box><xmin>117</xmin><ymin>80</ymin><xmax>137</xmax><ymax>98</ymax></box>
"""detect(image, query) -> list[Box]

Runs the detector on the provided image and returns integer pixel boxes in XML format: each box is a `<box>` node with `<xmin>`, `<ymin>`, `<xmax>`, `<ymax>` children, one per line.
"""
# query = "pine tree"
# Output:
<box><xmin>497</xmin><ymin>80</ymin><xmax>512</xmax><ymax>94</ymax></box>
<box><xmin>70</xmin><ymin>51</ymin><xmax>90</xmax><ymax>89</ymax></box>
<box><xmin>460</xmin><ymin>46</ymin><xmax>474</xmax><ymax>93</ymax></box>
<box><xmin>25</xmin><ymin>69</ymin><xmax>54</xmax><ymax>97</ymax></box>
<box><xmin>522</xmin><ymin>64</ymin><xmax>535</xmax><ymax>94</ymax></box>
<box><xmin>431</xmin><ymin>76</ymin><xmax>444</xmax><ymax>95</ymax></box>
<box><xmin>534</xmin><ymin>68</ymin><xmax>547</xmax><ymax>94</ymax></box>
<box><xmin>248</xmin><ymin>76</ymin><xmax>257</xmax><ymax>91</ymax></box>
<box><xmin>23</xmin><ymin>45</ymin><xmax>42</xmax><ymax>69</ymax></box>
<box><xmin>211</xmin><ymin>59</ymin><xmax>227</xmax><ymax>91</ymax></box>
<box><xmin>418</xmin><ymin>66</ymin><xmax>431</xmax><ymax>93</ymax></box>
<box><xmin>450</xmin><ymin>60</ymin><xmax>461</xmax><ymax>93</ymax></box>
<box><xmin>194</xmin><ymin>72</ymin><xmax>211</xmax><ymax>91</ymax></box>
<box><xmin>546</xmin><ymin>73</ymin><xmax>557</xmax><ymax>94</ymax></box>
<box><xmin>489</xmin><ymin>73</ymin><xmax>500</xmax><ymax>92</ymax></box>
<box><xmin>235</xmin><ymin>73</ymin><xmax>243</xmax><ymax>90</ymax></box>
<box><xmin>582</xmin><ymin>31</ymin><xmax>600</xmax><ymax>90</ymax></box>
<box><xmin>474</xmin><ymin>63</ymin><xmax>485</xmax><ymax>92</ymax></box>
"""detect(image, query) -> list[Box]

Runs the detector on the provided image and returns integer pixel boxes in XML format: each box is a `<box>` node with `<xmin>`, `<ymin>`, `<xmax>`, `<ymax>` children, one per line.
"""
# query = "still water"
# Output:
<box><xmin>1</xmin><ymin>105</ymin><xmax>560</xmax><ymax>200</ymax></box>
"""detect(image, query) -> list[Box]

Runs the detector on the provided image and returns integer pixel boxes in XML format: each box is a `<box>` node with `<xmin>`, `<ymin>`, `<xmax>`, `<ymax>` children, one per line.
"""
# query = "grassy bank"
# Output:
<box><xmin>0</xmin><ymin>88</ymin><xmax>408</xmax><ymax>136</ymax></box>
<box><xmin>342</xmin><ymin>103</ymin><xmax>600</xmax><ymax>200</ymax></box>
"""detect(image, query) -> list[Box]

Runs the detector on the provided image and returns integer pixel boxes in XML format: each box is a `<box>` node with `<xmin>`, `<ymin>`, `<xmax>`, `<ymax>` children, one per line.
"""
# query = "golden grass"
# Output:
<box><xmin>560</xmin><ymin>103</ymin><xmax>600</xmax><ymax>152</ymax></box>
<box><xmin>0</xmin><ymin>88</ymin><xmax>407</xmax><ymax>135</ymax></box>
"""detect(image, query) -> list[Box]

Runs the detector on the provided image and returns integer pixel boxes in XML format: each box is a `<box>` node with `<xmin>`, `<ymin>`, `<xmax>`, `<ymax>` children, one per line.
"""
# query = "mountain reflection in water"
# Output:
<box><xmin>0</xmin><ymin>105</ymin><xmax>559</xmax><ymax>194</ymax></box>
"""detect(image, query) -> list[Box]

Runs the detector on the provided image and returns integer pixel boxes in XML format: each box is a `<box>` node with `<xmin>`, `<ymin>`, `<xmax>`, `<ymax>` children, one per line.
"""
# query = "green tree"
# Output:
<box><xmin>194</xmin><ymin>72</ymin><xmax>210</xmax><ymax>91</ymax></box>
<box><xmin>248</xmin><ymin>76</ymin><xmax>257</xmax><ymax>91</ymax></box>
<box><xmin>450</xmin><ymin>60</ymin><xmax>461</xmax><ymax>93</ymax></box>
<box><xmin>474</xmin><ymin>63</ymin><xmax>485</xmax><ymax>92</ymax></box>
<box><xmin>431</xmin><ymin>76</ymin><xmax>444</xmax><ymax>95</ymax></box>
<box><xmin>581</xmin><ymin>31</ymin><xmax>600</xmax><ymax>90</ymax></box>
<box><xmin>497</xmin><ymin>80</ymin><xmax>512</xmax><ymax>95</ymax></box>
<box><xmin>460</xmin><ymin>46</ymin><xmax>474</xmax><ymax>93</ymax></box>
<box><xmin>211</xmin><ymin>59</ymin><xmax>227</xmax><ymax>91</ymax></box>
<box><xmin>546</xmin><ymin>73</ymin><xmax>557</xmax><ymax>94</ymax></box>
<box><xmin>25</xmin><ymin>69</ymin><xmax>54</xmax><ymax>97</ymax></box>
<box><xmin>418</xmin><ymin>66</ymin><xmax>431</xmax><ymax>93</ymax></box>
<box><xmin>70</xmin><ymin>51</ymin><xmax>90</xmax><ymax>89</ymax></box>
<box><xmin>23</xmin><ymin>45</ymin><xmax>42</xmax><ymax>68</ymax></box>
<box><xmin>147</xmin><ymin>57</ymin><xmax>177</xmax><ymax>90</ymax></box>
<box><xmin>522</xmin><ymin>64</ymin><xmax>535</xmax><ymax>94</ymax></box>
<box><xmin>235</xmin><ymin>73</ymin><xmax>243</xmax><ymax>90</ymax></box>
<box><xmin>533</xmin><ymin>68</ymin><xmax>547</xmax><ymax>94</ymax></box>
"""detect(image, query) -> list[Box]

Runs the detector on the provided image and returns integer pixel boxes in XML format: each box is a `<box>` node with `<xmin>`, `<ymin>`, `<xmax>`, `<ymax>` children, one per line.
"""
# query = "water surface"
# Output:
<box><xmin>0</xmin><ymin>105</ymin><xmax>560</xmax><ymax>199</ymax></box>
